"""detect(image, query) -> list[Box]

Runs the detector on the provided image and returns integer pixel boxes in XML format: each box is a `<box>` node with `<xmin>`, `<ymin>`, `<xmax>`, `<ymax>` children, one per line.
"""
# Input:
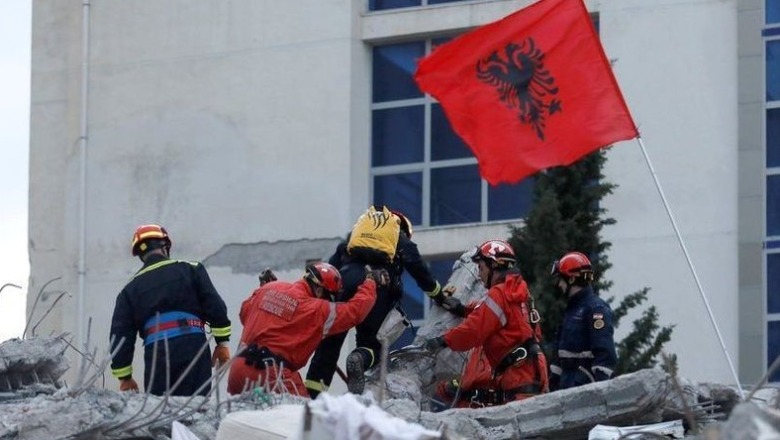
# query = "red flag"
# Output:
<box><xmin>414</xmin><ymin>0</ymin><xmax>638</xmax><ymax>185</ymax></box>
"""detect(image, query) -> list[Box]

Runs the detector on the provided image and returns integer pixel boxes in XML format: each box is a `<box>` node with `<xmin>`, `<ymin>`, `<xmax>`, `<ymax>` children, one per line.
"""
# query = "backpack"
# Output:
<box><xmin>346</xmin><ymin>206</ymin><xmax>401</xmax><ymax>265</ymax></box>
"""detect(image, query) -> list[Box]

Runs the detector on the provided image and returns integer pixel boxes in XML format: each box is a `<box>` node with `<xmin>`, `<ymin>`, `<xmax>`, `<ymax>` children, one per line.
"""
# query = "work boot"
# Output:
<box><xmin>346</xmin><ymin>347</ymin><xmax>373</xmax><ymax>395</ymax></box>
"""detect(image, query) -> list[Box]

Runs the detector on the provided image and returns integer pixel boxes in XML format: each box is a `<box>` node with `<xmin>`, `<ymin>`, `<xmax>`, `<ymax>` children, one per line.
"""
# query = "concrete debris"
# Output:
<box><xmin>702</xmin><ymin>401</ymin><xmax>780</xmax><ymax>439</ymax></box>
<box><xmin>379</xmin><ymin>368</ymin><xmax>672</xmax><ymax>440</ymax></box>
<box><xmin>0</xmin><ymin>252</ymin><xmax>778</xmax><ymax>439</ymax></box>
<box><xmin>0</xmin><ymin>335</ymin><xmax>69</xmax><ymax>395</ymax></box>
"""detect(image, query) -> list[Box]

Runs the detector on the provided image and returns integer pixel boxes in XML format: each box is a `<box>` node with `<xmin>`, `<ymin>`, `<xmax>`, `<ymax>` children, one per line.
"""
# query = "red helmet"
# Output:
<box><xmin>471</xmin><ymin>240</ymin><xmax>516</xmax><ymax>268</ymax></box>
<box><xmin>305</xmin><ymin>262</ymin><xmax>343</xmax><ymax>294</ymax></box>
<box><xmin>131</xmin><ymin>224</ymin><xmax>171</xmax><ymax>256</ymax></box>
<box><xmin>552</xmin><ymin>252</ymin><xmax>593</xmax><ymax>279</ymax></box>
<box><xmin>390</xmin><ymin>209</ymin><xmax>413</xmax><ymax>238</ymax></box>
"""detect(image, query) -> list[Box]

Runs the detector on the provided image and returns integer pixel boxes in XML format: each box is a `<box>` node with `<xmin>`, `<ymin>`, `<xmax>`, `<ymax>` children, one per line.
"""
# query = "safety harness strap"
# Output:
<box><xmin>143</xmin><ymin>311</ymin><xmax>204</xmax><ymax>346</ymax></box>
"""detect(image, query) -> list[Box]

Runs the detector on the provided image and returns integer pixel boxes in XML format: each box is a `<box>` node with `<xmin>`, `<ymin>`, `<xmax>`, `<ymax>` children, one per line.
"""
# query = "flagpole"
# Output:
<box><xmin>635</xmin><ymin>136</ymin><xmax>744</xmax><ymax>399</ymax></box>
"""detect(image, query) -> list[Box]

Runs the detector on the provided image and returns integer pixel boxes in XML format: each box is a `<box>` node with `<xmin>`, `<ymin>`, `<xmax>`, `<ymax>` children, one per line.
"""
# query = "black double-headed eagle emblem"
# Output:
<box><xmin>476</xmin><ymin>38</ymin><xmax>561</xmax><ymax>141</ymax></box>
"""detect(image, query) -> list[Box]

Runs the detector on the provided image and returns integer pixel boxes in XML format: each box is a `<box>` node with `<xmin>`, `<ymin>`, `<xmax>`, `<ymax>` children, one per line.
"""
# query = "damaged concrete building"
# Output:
<box><xmin>26</xmin><ymin>0</ymin><xmax>775</xmax><ymax>402</ymax></box>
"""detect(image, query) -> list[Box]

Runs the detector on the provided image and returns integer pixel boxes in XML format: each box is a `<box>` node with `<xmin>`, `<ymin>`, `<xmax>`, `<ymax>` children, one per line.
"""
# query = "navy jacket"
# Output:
<box><xmin>329</xmin><ymin>232</ymin><xmax>438</xmax><ymax>299</ymax></box>
<box><xmin>109</xmin><ymin>254</ymin><xmax>231</xmax><ymax>379</ymax></box>
<box><xmin>550</xmin><ymin>285</ymin><xmax>617</xmax><ymax>390</ymax></box>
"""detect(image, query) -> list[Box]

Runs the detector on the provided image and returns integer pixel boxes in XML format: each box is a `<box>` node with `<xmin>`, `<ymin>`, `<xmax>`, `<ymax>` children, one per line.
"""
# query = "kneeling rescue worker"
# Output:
<box><xmin>422</xmin><ymin>240</ymin><xmax>549</xmax><ymax>405</ymax></box>
<box><xmin>110</xmin><ymin>224</ymin><xmax>232</xmax><ymax>396</ymax></box>
<box><xmin>227</xmin><ymin>262</ymin><xmax>388</xmax><ymax>396</ymax></box>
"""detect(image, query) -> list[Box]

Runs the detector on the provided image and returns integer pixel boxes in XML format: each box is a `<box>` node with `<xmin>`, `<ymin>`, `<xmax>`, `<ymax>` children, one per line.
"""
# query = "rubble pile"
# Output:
<box><xmin>1</xmin><ymin>256</ymin><xmax>779</xmax><ymax>439</ymax></box>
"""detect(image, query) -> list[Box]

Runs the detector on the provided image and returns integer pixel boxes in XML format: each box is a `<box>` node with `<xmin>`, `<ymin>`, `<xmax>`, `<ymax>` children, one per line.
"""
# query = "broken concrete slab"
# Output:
<box><xmin>0</xmin><ymin>335</ymin><xmax>69</xmax><ymax>393</ymax></box>
<box><xmin>379</xmin><ymin>368</ymin><xmax>672</xmax><ymax>440</ymax></box>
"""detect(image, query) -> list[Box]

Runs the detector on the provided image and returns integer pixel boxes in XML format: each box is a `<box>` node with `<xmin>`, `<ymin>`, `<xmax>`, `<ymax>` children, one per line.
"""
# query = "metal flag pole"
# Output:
<box><xmin>635</xmin><ymin>136</ymin><xmax>744</xmax><ymax>399</ymax></box>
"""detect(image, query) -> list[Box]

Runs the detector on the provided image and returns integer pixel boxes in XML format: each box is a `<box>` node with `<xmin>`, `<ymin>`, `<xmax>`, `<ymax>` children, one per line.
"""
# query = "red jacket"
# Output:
<box><xmin>237</xmin><ymin>278</ymin><xmax>376</xmax><ymax>370</ymax></box>
<box><xmin>443</xmin><ymin>273</ymin><xmax>546</xmax><ymax>392</ymax></box>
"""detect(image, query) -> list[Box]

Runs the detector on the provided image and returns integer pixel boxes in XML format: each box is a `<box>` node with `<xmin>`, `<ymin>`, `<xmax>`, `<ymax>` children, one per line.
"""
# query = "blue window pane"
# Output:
<box><xmin>768</xmin><ymin>0</ymin><xmax>780</xmax><ymax>24</ymax></box>
<box><xmin>390</xmin><ymin>327</ymin><xmax>418</xmax><ymax>350</ymax></box>
<box><xmin>769</xmin><ymin>175</ymin><xmax>780</xmax><ymax>236</ymax></box>
<box><xmin>770</xmin><ymin>109</ymin><xmax>780</xmax><ymax>168</ymax></box>
<box><xmin>374</xmin><ymin>172</ymin><xmax>422</xmax><ymax>225</ymax></box>
<box><xmin>767</xmin><ymin>41</ymin><xmax>780</xmax><ymax>101</ymax></box>
<box><xmin>369</xmin><ymin>0</ymin><xmax>420</xmax><ymax>11</ymax></box>
<box><xmin>769</xmin><ymin>321</ymin><xmax>780</xmax><ymax>382</ymax></box>
<box><xmin>431</xmin><ymin>165</ymin><xmax>481</xmax><ymax>226</ymax></box>
<box><xmin>429</xmin><ymin>258</ymin><xmax>456</xmax><ymax>286</ymax></box>
<box><xmin>432</xmin><ymin>103</ymin><xmax>472</xmax><ymax>161</ymax></box>
<box><xmin>769</xmin><ymin>254</ymin><xmax>780</xmax><ymax>313</ymax></box>
<box><xmin>372</xmin><ymin>106</ymin><xmax>424</xmax><ymax>166</ymax></box>
<box><xmin>488</xmin><ymin>178</ymin><xmax>535</xmax><ymax>221</ymax></box>
<box><xmin>373</xmin><ymin>42</ymin><xmax>425</xmax><ymax>102</ymax></box>
<box><xmin>400</xmin><ymin>271</ymin><xmax>425</xmax><ymax>320</ymax></box>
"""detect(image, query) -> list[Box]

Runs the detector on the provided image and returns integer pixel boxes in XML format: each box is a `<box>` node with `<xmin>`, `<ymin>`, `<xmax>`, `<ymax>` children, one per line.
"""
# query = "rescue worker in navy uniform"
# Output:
<box><xmin>110</xmin><ymin>224</ymin><xmax>232</xmax><ymax>396</ymax></box>
<box><xmin>549</xmin><ymin>251</ymin><xmax>617</xmax><ymax>390</ymax></box>
<box><xmin>305</xmin><ymin>209</ymin><xmax>462</xmax><ymax>397</ymax></box>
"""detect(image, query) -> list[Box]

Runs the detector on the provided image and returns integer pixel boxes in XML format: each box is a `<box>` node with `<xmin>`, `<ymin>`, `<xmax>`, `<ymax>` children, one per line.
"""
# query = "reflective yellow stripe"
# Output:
<box><xmin>133</xmin><ymin>259</ymin><xmax>179</xmax><ymax>279</ymax></box>
<box><xmin>112</xmin><ymin>365</ymin><xmax>133</xmax><ymax>379</ymax></box>
<box><xmin>362</xmin><ymin>347</ymin><xmax>376</xmax><ymax>368</ymax></box>
<box><xmin>304</xmin><ymin>379</ymin><xmax>328</xmax><ymax>392</ymax></box>
<box><xmin>211</xmin><ymin>325</ymin><xmax>231</xmax><ymax>338</ymax></box>
<box><xmin>424</xmin><ymin>281</ymin><xmax>442</xmax><ymax>298</ymax></box>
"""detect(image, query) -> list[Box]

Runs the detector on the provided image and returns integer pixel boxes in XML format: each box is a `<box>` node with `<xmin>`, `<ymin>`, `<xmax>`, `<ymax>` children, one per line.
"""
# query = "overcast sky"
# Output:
<box><xmin>0</xmin><ymin>1</ymin><xmax>31</xmax><ymax>341</ymax></box>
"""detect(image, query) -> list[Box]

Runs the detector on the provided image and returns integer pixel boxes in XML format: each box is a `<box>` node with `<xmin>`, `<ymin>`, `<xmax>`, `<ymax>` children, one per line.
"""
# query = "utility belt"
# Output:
<box><xmin>240</xmin><ymin>344</ymin><xmax>291</xmax><ymax>370</ymax></box>
<box><xmin>459</xmin><ymin>383</ymin><xmax>543</xmax><ymax>406</ymax></box>
<box><xmin>494</xmin><ymin>339</ymin><xmax>542</xmax><ymax>377</ymax></box>
<box><xmin>143</xmin><ymin>311</ymin><xmax>204</xmax><ymax>346</ymax></box>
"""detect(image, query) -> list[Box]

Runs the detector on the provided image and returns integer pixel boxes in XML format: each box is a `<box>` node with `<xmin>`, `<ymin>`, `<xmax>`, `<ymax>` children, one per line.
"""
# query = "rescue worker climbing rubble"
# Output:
<box><xmin>422</xmin><ymin>240</ymin><xmax>549</xmax><ymax>405</ymax></box>
<box><xmin>305</xmin><ymin>207</ymin><xmax>461</xmax><ymax>397</ymax></box>
<box><xmin>109</xmin><ymin>224</ymin><xmax>232</xmax><ymax>396</ymax></box>
<box><xmin>227</xmin><ymin>262</ymin><xmax>387</xmax><ymax>396</ymax></box>
<box><xmin>549</xmin><ymin>251</ymin><xmax>617</xmax><ymax>390</ymax></box>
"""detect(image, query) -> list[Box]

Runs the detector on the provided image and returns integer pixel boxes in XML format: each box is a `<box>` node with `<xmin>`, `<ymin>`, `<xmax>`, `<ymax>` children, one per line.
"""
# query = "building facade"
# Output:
<box><xmin>28</xmin><ymin>0</ymin><xmax>771</xmax><ymax>389</ymax></box>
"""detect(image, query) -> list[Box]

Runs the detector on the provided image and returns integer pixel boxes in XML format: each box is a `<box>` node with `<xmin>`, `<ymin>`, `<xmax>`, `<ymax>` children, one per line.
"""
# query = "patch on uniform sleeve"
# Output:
<box><xmin>593</xmin><ymin>313</ymin><xmax>605</xmax><ymax>329</ymax></box>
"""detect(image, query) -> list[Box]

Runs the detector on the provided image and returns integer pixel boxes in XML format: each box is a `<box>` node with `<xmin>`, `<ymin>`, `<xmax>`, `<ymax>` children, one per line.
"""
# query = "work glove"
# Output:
<box><xmin>422</xmin><ymin>336</ymin><xmax>446</xmax><ymax>352</ymax></box>
<box><xmin>212</xmin><ymin>343</ymin><xmax>231</xmax><ymax>367</ymax></box>
<box><xmin>442</xmin><ymin>284</ymin><xmax>457</xmax><ymax>296</ymax></box>
<box><xmin>364</xmin><ymin>265</ymin><xmax>390</xmax><ymax>286</ymax></box>
<box><xmin>119</xmin><ymin>377</ymin><xmax>139</xmax><ymax>392</ymax></box>
<box><xmin>258</xmin><ymin>268</ymin><xmax>277</xmax><ymax>285</ymax></box>
<box><xmin>440</xmin><ymin>296</ymin><xmax>466</xmax><ymax>318</ymax></box>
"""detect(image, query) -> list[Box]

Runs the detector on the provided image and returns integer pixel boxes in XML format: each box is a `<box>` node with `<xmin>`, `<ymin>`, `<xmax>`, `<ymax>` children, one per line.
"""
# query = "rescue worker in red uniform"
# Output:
<box><xmin>423</xmin><ymin>240</ymin><xmax>549</xmax><ymax>405</ymax></box>
<box><xmin>110</xmin><ymin>224</ymin><xmax>232</xmax><ymax>396</ymax></box>
<box><xmin>227</xmin><ymin>262</ymin><xmax>388</xmax><ymax>396</ymax></box>
<box><xmin>549</xmin><ymin>252</ymin><xmax>617</xmax><ymax>390</ymax></box>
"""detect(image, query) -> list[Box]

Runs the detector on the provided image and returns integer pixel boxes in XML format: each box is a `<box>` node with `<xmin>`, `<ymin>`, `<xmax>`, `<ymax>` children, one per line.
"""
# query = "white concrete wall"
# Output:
<box><xmin>29</xmin><ymin>0</ymin><xmax>752</xmax><ymax>389</ymax></box>
<box><xmin>599</xmin><ymin>0</ymin><xmax>740</xmax><ymax>383</ymax></box>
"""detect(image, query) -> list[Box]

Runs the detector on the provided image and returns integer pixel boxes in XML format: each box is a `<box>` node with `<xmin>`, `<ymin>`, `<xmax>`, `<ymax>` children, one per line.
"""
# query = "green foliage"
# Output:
<box><xmin>507</xmin><ymin>149</ymin><xmax>674</xmax><ymax>374</ymax></box>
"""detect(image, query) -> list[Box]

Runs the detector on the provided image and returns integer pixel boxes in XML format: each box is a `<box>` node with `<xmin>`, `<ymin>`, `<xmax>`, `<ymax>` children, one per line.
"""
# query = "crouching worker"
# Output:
<box><xmin>422</xmin><ymin>240</ymin><xmax>549</xmax><ymax>406</ymax></box>
<box><xmin>227</xmin><ymin>263</ymin><xmax>388</xmax><ymax>396</ymax></box>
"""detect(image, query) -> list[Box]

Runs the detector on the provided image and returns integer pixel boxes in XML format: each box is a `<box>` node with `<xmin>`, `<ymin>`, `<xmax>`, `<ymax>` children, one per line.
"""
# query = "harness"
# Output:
<box><xmin>143</xmin><ymin>311</ymin><xmax>204</xmax><ymax>346</ymax></box>
<box><xmin>494</xmin><ymin>338</ymin><xmax>542</xmax><ymax>378</ymax></box>
<box><xmin>240</xmin><ymin>344</ymin><xmax>291</xmax><ymax>370</ymax></box>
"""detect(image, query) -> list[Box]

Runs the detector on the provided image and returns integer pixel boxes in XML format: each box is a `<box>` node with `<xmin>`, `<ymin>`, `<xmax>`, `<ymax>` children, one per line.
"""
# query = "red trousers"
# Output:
<box><xmin>227</xmin><ymin>358</ymin><xmax>309</xmax><ymax>396</ymax></box>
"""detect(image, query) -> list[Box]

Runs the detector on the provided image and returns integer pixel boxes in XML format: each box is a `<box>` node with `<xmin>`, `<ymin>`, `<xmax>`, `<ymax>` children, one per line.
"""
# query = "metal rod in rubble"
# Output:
<box><xmin>635</xmin><ymin>136</ymin><xmax>744</xmax><ymax>399</ymax></box>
